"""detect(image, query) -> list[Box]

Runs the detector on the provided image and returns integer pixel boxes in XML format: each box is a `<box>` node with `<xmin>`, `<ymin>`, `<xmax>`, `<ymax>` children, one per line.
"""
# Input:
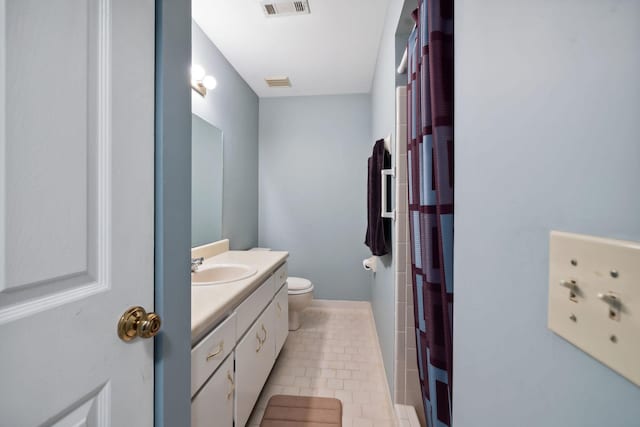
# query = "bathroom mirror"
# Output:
<box><xmin>192</xmin><ymin>114</ymin><xmax>223</xmax><ymax>247</ymax></box>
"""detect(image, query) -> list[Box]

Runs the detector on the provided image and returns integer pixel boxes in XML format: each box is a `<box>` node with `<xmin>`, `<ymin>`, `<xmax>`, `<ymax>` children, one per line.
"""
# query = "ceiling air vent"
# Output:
<box><xmin>265</xmin><ymin>77</ymin><xmax>292</xmax><ymax>88</ymax></box>
<box><xmin>259</xmin><ymin>0</ymin><xmax>310</xmax><ymax>17</ymax></box>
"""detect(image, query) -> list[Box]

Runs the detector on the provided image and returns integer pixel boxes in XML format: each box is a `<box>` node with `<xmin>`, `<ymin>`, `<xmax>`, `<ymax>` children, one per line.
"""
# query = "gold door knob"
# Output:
<box><xmin>118</xmin><ymin>306</ymin><xmax>162</xmax><ymax>342</ymax></box>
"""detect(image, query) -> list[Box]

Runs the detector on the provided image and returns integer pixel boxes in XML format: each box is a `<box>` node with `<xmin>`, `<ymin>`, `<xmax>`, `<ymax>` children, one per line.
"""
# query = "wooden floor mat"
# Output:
<box><xmin>260</xmin><ymin>394</ymin><xmax>342</xmax><ymax>427</ymax></box>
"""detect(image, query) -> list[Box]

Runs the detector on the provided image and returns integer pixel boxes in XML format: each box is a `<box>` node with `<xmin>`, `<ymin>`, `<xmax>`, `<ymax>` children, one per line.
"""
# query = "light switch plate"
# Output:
<box><xmin>548</xmin><ymin>231</ymin><xmax>640</xmax><ymax>386</ymax></box>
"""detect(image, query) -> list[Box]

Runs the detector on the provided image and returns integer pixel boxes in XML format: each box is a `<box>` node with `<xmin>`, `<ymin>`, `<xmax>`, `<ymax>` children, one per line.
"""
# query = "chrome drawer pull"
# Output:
<box><xmin>206</xmin><ymin>341</ymin><xmax>224</xmax><ymax>361</ymax></box>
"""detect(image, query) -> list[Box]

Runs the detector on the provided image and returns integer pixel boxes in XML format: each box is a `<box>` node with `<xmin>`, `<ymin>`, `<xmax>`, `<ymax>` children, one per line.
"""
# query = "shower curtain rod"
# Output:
<box><xmin>397</xmin><ymin>47</ymin><xmax>408</xmax><ymax>74</ymax></box>
<box><xmin>397</xmin><ymin>24</ymin><xmax>416</xmax><ymax>74</ymax></box>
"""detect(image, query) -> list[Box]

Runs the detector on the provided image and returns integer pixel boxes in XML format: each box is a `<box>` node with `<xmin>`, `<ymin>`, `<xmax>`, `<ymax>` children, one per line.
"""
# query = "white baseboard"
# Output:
<box><xmin>310</xmin><ymin>299</ymin><xmax>371</xmax><ymax>310</ymax></box>
<box><xmin>395</xmin><ymin>404</ymin><xmax>422</xmax><ymax>427</ymax></box>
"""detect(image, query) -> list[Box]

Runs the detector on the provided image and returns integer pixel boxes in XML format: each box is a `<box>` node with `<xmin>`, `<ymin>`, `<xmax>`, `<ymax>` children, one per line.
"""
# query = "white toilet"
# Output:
<box><xmin>286</xmin><ymin>277</ymin><xmax>314</xmax><ymax>331</ymax></box>
<box><xmin>249</xmin><ymin>248</ymin><xmax>314</xmax><ymax>331</ymax></box>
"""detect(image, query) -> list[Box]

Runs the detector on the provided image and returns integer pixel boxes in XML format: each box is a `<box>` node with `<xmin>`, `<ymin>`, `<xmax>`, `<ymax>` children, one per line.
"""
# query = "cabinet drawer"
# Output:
<box><xmin>236</xmin><ymin>275</ymin><xmax>274</xmax><ymax>338</ymax></box>
<box><xmin>235</xmin><ymin>302</ymin><xmax>276</xmax><ymax>427</ymax></box>
<box><xmin>274</xmin><ymin>283</ymin><xmax>289</xmax><ymax>356</ymax></box>
<box><xmin>191</xmin><ymin>355</ymin><xmax>234</xmax><ymax>427</ymax></box>
<box><xmin>191</xmin><ymin>312</ymin><xmax>236</xmax><ymax>396</ymax></box>
<box><xmin>273</xmin><ymin>262</ymin><xmax>288</xmax><ymax>289</ymax></box>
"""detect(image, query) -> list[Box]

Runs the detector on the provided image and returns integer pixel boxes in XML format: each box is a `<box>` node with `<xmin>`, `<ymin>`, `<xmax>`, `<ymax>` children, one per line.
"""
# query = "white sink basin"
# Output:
<box><xmin>192</xmin><ymin>264</ymin><xmax>257</xmax><ymax>286</ymax></box>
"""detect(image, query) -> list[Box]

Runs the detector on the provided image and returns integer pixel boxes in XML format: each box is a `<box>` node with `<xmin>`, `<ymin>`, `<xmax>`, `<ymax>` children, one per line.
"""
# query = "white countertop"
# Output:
<box><xmin>191</xmin><ymin>250</ymin><xmax>288</xmax><ymax>344</ymax></box>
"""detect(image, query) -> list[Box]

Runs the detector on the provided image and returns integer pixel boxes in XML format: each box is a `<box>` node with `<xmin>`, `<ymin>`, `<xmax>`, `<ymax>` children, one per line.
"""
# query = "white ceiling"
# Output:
<box><xmin>192</xmin><ymin>0</ymin><xmax>390</xmax><ymax>97</ymax></box>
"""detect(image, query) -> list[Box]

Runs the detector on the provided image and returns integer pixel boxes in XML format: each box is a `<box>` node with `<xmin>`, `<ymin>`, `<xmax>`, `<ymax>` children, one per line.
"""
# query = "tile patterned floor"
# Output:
<box><xmin>247</xmin><ymin>301</ymin><xmax>396</xmax><ymax>427</ymax></box>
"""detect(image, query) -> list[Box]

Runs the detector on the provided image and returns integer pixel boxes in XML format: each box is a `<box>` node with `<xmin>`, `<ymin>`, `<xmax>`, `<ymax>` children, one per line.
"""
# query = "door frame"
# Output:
<box><xmin>154</xmin><ymin>0</ymin><xmax>192</xmax><ymax>425</ymax></box>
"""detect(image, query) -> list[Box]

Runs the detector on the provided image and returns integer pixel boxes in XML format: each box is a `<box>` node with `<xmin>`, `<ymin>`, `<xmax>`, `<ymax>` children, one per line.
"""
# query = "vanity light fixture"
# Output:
<box><xmin>191</xmin><ymin>64</ymin><xmax>217</xmax><ymax>97</ymax></box>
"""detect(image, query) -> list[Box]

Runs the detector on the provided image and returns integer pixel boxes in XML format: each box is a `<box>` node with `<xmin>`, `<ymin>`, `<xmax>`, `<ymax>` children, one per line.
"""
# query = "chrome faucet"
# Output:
<box><xmin>191</xmin><ymin>257</ymin><xmax>204</xmax><ymax>273</ymax></box>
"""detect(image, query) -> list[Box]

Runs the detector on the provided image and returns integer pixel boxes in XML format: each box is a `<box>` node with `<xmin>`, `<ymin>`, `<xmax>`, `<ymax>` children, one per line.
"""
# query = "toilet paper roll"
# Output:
<box><xmin>362</xmin><ymin>256</ymin><xmax>377</xmax><ymax>273</ymax></box>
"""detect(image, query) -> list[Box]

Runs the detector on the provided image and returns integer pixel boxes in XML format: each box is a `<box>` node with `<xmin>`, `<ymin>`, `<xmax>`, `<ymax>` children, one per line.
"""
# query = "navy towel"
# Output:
<box><xmin>364</xmin><ymin>139</ymin><xmax>391</xmax><ymax>256</ymax></box>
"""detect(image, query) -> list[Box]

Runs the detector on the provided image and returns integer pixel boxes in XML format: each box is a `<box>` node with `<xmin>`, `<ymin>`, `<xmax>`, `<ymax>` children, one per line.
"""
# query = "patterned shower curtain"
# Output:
<box><xmin>406</xmin><ymin>0</ymin><xmax>454</xmax><ymax>426</ymax></box>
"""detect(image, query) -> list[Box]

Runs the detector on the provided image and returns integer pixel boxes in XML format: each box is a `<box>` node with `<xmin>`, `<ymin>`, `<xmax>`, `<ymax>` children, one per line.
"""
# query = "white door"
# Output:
<box><xmin>0</xmin><ymin>0</ymin><xmax>156</xmax><ymax>425</ymax></box>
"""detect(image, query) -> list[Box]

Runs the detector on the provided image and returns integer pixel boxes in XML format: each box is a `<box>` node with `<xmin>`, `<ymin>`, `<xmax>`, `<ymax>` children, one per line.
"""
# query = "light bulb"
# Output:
<box><xmin>202</xmin><ymin>75</ymin><xmax>217</xmax><ymax>90</ymax></box>
<box><xmin>191</xmin><ymin>65</ymin><xmax>205</xmax><ymax>81</ymax></box>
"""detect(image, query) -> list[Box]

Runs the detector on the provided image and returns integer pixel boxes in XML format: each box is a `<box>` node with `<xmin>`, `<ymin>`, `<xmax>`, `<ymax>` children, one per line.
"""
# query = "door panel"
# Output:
<box><xmin>6</xmin><ymin>0</ymin><xmax>89</xmax><ymax>289</ymax></box>
<box><xmin>1</xmin><ymin>0</ymin><xmax>109</xmax><ymax>320</ymax></box>
<box><xmin>50</xmin><ymin>384</ymin><xmax>110</xmax><ymax>427</ymax></box>
<box><xmin>0</xmin><ymin>0</ymin><xmax>156</xmax><ymax>425</ymax></box>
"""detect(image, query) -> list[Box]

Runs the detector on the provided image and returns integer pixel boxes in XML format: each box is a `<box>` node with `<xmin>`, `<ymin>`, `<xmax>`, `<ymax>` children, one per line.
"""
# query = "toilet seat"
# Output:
<box><xmin>287</xmin><ymin>277</ymin><xmax>314</xmax><ymax>295</ymax></box>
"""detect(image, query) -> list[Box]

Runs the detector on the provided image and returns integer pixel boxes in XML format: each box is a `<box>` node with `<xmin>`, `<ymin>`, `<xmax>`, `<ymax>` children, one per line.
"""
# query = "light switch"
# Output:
<box><xmin>548</xmin><ymin>231</ymin><xmax>640</xmax><ymax>386</ymax></box>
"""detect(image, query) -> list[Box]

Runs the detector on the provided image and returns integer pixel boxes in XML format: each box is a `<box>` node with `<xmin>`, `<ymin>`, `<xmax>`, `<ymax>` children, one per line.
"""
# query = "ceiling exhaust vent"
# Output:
<box><xmin>265</xmin><ymin>77</ymin><xmax>292</xmax><ymax>88</ymax></box>
<box><xmin>259</xmin><ymin>0</ymin><xmax>310</xmax><ymax>17</ymax></box>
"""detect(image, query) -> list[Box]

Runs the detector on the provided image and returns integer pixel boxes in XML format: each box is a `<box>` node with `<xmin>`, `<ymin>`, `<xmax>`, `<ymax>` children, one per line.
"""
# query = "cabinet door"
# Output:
<box><xmin>191</xmin><ymin>312</ymin><xmax>236</xmax><ymax>397</ymax></box>
<box><xmin>274</xmin><ymin>284</ymin><xmax>289</xmax><ymax>356</ymax></box>
<box><xmin>236</xmin><ymin>275</ymin><xmax>275</xmax><ymax>337</ymax></box>
<box><xmin>191</xmin><ymin>355</ymin><xmax>234</xmax><ymax>427</ymax></box>
<box><xmin>235</xmin><ymin>303</ymin><xmax>276</xmax><ymax>427</ymax></box>
<box><xmin>274</xmin><ymin>262</ymin><xmax>288</xmax><ymax>288</ymax></box>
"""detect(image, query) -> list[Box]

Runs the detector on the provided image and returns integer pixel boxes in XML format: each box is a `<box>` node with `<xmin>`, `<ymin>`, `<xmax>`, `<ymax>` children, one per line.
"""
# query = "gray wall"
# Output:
<box><xmin>454</xmin><ymin>1</ymin><xmax>640</xmax><ymax>426</ymax></box>
<box><xmin>155</xmin><ymin>0</ymin><xmax>192</xmax><ymax>425</ymax></box>
<box><xmin>369</xmin><ymin>0</ymin><xmax>406</xmax><ymax>396</ymax></box>
<box><xmin>259</xmin><ymin>95</ymin><xmax>372</xmax><ymax>301</ymax></box>
<box><xmin>192</xmin><ymin>22</ymin><xmax>259</xmax><ymax>250</ymax></box>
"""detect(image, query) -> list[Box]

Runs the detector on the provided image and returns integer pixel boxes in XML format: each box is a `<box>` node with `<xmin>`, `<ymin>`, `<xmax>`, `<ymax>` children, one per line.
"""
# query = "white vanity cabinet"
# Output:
<box><xmin>191</xmin><ymin>355</ymin><xmax>234</xmax><ymax>427</ymax></box>
<box><xmin>191</xmin><ymin>261</ymin><xmax>289</xmax><ymax>427</ymax></box>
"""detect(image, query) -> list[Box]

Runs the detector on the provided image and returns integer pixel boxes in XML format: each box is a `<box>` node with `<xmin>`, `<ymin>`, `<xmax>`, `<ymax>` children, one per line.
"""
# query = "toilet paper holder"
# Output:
<box><xmin>363</xmin><ymin>256</ymin><xmax>377</xmax><ymax>273</ymax></box>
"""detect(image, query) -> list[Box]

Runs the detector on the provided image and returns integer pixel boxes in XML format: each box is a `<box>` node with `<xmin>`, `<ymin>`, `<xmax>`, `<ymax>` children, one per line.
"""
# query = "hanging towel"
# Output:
<box><xmin>364</xmin><ymin>139</ymin><xmax>391</xmax><ymax>256</ymax></box>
